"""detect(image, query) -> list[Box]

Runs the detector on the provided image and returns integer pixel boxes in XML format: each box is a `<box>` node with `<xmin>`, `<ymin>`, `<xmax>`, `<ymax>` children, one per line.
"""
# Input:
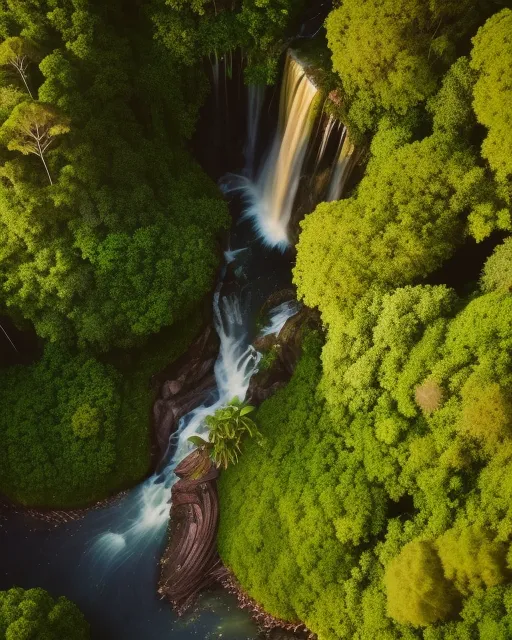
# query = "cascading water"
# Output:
<box><xmin>314</xmin><ymin>114</ymin><xmax>336</xmax><ymax>173</ymax></box>
<box><xmin>326</xmin><ymin>126</ymin><xmax>356</xmax><ymax>202</ymax></box>
<box><xmin>1</xmin><ymin>48</ymin><xmax>303</xmax><ymax>640</ymax></box>
<box><xmin>223</xmin><ymin>53</ymin><xmax>318</xmax><ymax>249</ymax></box>
<box><xmin>90</xmin><ymin>254</ymin><xmax>298</xmax><ymax>566</ymax></box>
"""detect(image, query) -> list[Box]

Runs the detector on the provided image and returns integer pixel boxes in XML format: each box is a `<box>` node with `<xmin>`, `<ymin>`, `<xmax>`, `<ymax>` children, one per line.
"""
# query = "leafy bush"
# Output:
<box><xmin>190</xmin><ymin>398</ymin><xmax>261</xmax><ymax>469</ymax></box>
<box><xmin>384</xmin><ymin>540</ymin><xmax>457</xmax><ymax>627</ymax></box>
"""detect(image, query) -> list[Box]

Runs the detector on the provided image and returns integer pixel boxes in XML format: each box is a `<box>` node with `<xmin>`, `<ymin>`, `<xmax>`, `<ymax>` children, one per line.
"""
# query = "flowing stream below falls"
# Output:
<box><xmin>0</xmin><ymin>226</ymin><xmax>296</xmax><ymax>640</ymax></box>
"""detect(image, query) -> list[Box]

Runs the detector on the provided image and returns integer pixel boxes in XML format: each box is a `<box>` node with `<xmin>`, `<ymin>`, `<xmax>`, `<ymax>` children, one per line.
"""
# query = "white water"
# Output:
<box><xmin>90</xmin><ymin>255</ymin><xmax>299</xmax><ymax>565</ymax></box>
<box><xmin>326</xmin><ymin>126</ymin><xmax>356</xmax><ymax>202</ymax></box>
<box><xmin>314</xmin><ymin>115</ymin><xmax>336</xmax><ymax>173</ymax></box>
<box><xmin>223</xmin><ymin>54</ymin><xmax>318</xmax><ymax>249</ymax></box>
<box><xmin>261</xmin><ymin>300</ymin><xmax>301</xmax><ymax>337</ymax></box>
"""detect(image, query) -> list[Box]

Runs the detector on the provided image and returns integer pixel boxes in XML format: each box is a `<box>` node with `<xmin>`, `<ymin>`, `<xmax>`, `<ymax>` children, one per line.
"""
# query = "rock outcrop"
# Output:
<box><xmin>248</xmin><ymin>298</ymin><xmax>320</xmax><ymax>405</ymax></box>
<box><xmin>152</xmin><ymin>325</ymin><xmax>219</xmax><ymax>457</ymax></box>
<box><xmin>158</xmin><ymin>449</ymin><xmax>223</xmax><ymax>614</ymax></box>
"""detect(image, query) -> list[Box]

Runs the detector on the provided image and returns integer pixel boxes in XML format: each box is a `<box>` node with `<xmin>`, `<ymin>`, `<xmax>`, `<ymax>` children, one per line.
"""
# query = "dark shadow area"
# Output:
<box><xmin>425</xmin><ymin>232</ymin><xmax>507</xmax><ymax>295</ymax></box>
<box><xmin>0</xmin><ymin>315</ymin><xmax>41</xmax><ymax>368</ymax></box>
<box><xmin>387</xmin><ymin>493</ymin><xmax>417</xmax><ymax>522</ymax></box>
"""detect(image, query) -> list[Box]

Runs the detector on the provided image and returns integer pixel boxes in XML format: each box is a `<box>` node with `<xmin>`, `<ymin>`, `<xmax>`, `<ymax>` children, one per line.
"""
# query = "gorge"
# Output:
<box><xmin>1</xmin><ymin>2</ymin><xmax>512</xmax><ymax>639</ymax></box>
<box><xmin>0</xmin><ymin>50</ymin><xmax>350</xmax><ymax>638</ymax></box>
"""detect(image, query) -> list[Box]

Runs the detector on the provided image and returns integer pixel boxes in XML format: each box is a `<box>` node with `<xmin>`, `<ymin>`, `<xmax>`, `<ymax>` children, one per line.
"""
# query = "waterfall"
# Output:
<box><xmin>211</xmin><ymin>52</ymin><xmax>220</xmax><ymax>110</ymax></box>
<box><xmin>222</xmin><ymin>53</ymin><xmax>318</xmax><ymax>249</ymax></box>
<box><xmin>326</xmin><ymin>126</ymin><xmax>356</xmax><ymax>202</ymax></box>
<box><xmin>314</xmin><ymin>115</ymin><xmax>336</xmax><ymax>173</ymax></box>
<box><xmin>245</xmin><ymin>84</ymin><xmax>265</xmax><ymax>177</ymax></box>
<box><xmin>256</xmin><ymin>54</ymin><xmax>318</xmax><ymax>246</ymax></box>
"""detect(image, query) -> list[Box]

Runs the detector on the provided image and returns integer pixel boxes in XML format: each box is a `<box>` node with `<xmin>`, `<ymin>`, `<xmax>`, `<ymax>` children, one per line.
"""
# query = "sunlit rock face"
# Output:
<box><xmin>158</xmin><ymin>449</ymin><xmax>221</xmax><ymax>614</ymax></box>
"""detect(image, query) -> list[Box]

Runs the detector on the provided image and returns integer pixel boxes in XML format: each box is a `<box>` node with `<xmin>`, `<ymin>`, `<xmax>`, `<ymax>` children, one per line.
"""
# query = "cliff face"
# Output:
<box><xmin>158</xmin><ymin>449</ymin><xmax>222</xmax><ymax>614</ymax></box>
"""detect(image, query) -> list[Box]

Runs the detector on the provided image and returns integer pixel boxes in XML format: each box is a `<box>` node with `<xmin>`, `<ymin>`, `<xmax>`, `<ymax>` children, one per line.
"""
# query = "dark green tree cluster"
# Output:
<box><xmin>0</xmin><ymin>343</ymin><xmax>122</xmax><ymax>505</ymax></box>
<box><xmin>0</xmin><ymin>1</ymin><xmax>229</xmax><ymax>505</ymax></box>
<box><xmin>0</xmin><ymin>587</ymin><xmax>89</xmax><ymax>640</ymax></box>
<box><xmin>218</xmin><ymin>5</ymin><xmax>512</xmax><ymax>640</ymax></box>
<box><xmin>150</xmin><ymin>0</ymin><xmax>307</xmax><ymax>84</ymax></box>
<box><xmin>0</xmin><ymin>0</ymin><xmax>229</xmax><ymax>350</ymax></box>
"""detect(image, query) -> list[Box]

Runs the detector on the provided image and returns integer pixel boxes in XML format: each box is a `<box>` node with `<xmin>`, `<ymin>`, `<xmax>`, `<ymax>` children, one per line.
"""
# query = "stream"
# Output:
<box><xmin>0</xmin><ymin>226</ymin><xmax>295</xmax><ymax>640</ymax></box>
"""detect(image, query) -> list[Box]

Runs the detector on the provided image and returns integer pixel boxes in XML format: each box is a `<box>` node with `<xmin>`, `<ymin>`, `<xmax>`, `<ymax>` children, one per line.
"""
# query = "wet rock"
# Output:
<box><xmin>158</xmin><ymin>449</ymin><xmax>222</xmax><ymax>614</ymax></box>
<box><xmin>152</xmin><ymin>325</ymin><xmax>219</xmax><ymax>458</ymax></box>
<box><xmin>248</xmin><ymin>304</ymin><xmax>320</xmax><ymax>405</ymax></box>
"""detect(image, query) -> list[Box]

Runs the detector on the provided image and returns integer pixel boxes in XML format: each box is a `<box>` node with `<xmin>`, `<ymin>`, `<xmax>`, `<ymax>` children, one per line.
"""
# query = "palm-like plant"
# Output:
<box><xmin>188</xmin><ymin>397</ymin><xmax>262</xmax><ymax>469</ymax></box>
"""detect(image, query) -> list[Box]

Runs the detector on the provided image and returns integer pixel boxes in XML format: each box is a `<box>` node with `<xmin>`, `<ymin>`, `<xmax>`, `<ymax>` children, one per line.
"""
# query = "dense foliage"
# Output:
<box><xmin>0</xmin><ymin>587</ymin><xmax>89</xmax><ymax>640</ymax></box>
<box><xmin>220</xmin><ymin>287</ymin><xmax>512</xmax><ymax>638</ymax></box>
<box><xmin>0</xmin><ymin>0</ymin><xmax>228</xmax><ymax>350</ymax></box>
<box><xmin>218</xmin><ymin>3</ymin><xmax>512</xmax><ymax>640</ymax></box>
<box><xmin>0</xmin><ymin>313</ymin><xmax>201</xmax><ymax>507</ymax></box>
<box><xmin>150</xmin><ymin>0</ymin><xmax>307</xmax><ymax>84</ymax></box>
<box><xmin>0</xmin><ymin>0</ymin><xmax>229</xmax><ymax>505</ymax></box>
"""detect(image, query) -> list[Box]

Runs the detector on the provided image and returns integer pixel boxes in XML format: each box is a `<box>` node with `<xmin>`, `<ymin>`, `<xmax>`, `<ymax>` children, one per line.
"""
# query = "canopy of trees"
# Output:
<box><xmin>0</xmin><ymin>0</ymin><xmax>229</xmax><ymax>351</ymax></box>
<box><xmin>150</xmin><ymin>0</ymin><xmax>307</xmax><ymax>83</ymax></box>
<box><xmin>0</xmin><ymin>0</ymin><xmax>227</xmax><ymax>505</ymax></box>
<box><xmin>0</xmin><ymin>587</ymin><xmax>89</xmax><ymax>640</ymax></box>
<box><xmin>218</xmin><ymin>4</ymin><xmax>512</xmax><ymax>640</ymax></box>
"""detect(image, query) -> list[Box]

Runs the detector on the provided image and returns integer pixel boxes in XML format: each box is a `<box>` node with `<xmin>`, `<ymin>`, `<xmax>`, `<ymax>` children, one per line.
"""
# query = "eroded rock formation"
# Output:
<box><xmin>152</xmin><ymin>325</ymin><xmax>219</xmax><ymax>457</ymax></box>
<box><xmin>248</xmin><ymin>295</ymin><xmax>320</xmax><ymax>405</ymax></box>
<box><xmin>158</xmin><ymin>449</ymin><xmax>222</xmax><ymax>614</ymax></box>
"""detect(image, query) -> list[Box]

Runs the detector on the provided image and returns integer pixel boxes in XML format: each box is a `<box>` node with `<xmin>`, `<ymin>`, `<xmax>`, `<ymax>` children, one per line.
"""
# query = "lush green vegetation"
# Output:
<box><xmin>190</xmin><ymin>398</ymin><xmax>261</xmax><ymax>469</ymax></box>
<box><xmin>0</xmin><ymin>587</ymin><xmax>89</xmax><ymax>639</ymax></box>
<box><xmin>218</xmin><ymin>3</ymin><xmax>512</xmax><ymax>639</ymax></box>
<box><xmin>151</xmin><ymin>0</ymin><xmax>307</xmax><ymax>84</ymax></box>
<box><xmin>1</xmin><ymin>0</ymin><xmax>512</xmax><ymax>636</ymax></box>
<box><xmin>0</xmin><ymin>312</ymin><xmax>200</xmax><ymax>506</ymax></box>
<box><xmin>0</xmin><ymin>0</ymin><xmax>229</xmax><ymax>505</ymax></box>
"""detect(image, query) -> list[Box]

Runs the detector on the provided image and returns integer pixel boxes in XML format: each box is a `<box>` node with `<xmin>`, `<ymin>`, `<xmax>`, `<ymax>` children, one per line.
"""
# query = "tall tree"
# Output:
<box><xmin>0</xmin><ymin>100</ymin><xmax>69</xmax><ymax>183</ymax></box>
<box><xmin>0</xmin><ymin>36</ymin><xmax>39</xmax><ymax>98</ymax></box>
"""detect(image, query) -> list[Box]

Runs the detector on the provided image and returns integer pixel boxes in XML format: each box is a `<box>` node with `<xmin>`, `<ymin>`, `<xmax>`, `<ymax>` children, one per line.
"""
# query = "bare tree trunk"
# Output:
<box><xmin>36</xmin><ymin>138</ymin><xmax>53</xmax><ymax>184</ymax></box>
<box><xmin>39</xmin><ymin>154</ymin><xmax>53</xmax><ymax>184</ymax></box>
<box><xmin>0</xmin><ymin>322</ymin><xmax>18</xmax><ymax>352</ymax></box>
<box><xmin>20</xmin><ymin>72</ymin><xmax>33</xmax><ymax>99</ymax></box>
<box><xmin>10</xmin><ymin>59</ymin><xmax>33</xmax><ymax>98</ymax></box>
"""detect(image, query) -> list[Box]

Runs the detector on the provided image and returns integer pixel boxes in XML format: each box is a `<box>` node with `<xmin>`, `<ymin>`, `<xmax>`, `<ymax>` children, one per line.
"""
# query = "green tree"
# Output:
<box><xmin>0</xmin><ymin>587</ymin><xmax>89</xmax><ymax>640</ymax></box>
<box><xmin>0</xmin><ymin>37</ymin><xmax>39</xmax><ymax>98</ymax></box>
<box><xmin>294</xmin><ymin>129</ymin><xmax>495</xmax><ymax>321</ymax></box>
<box><xmin>325</xmin><ymin>0</ymin><xmax>482</xmax><ymax>131</ymax></box>
<box><xmin>481</xmin><ymin>237</ymin><xmax>512</xmax><ymax>293</ymax></box>
<box><xmin>0</xmin><ymin>100</ymin><xmax>69</xmax><ymax>183</ymax></box>
<box><xmin>384</xmin><ymin>540</ymin><xmax>457</xmax><ymax>627</ymax></box>
<box><xmin>471</xmin><ymin>9</ymin><xmax>512</xmax><ymax>185</ymax></box>
<box><xmin>437</xmin><ymin>525</ymin><xmax>510</xmax><ymax>595</ymax></box>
